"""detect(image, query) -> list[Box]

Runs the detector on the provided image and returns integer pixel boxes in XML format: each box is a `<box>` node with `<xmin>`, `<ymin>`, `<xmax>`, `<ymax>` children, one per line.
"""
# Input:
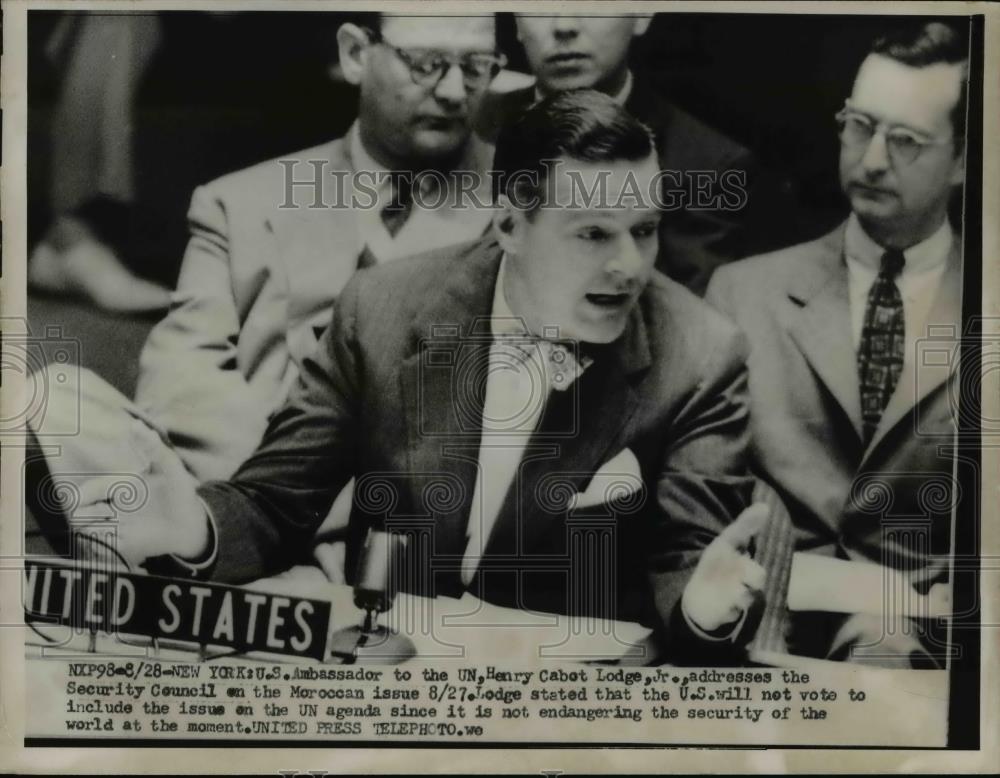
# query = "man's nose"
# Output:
<box><xmin>860</xmin><ymin>129</ymin><xmax>891</xmax><ymax>175</ymax></box>
<box><xmin>607</xmin><ymin>236</ymin><xmax>645</xmax><ymax>279</ymax></box>
<box><xmin>551</xmin><ymin>16</ymin><xmax>581</xmax><ymax>40</ymax></box>
<box><xmin>433</xmin><ymin>62</ymin><xmax>468</xmax><ymax>106</ymax></box>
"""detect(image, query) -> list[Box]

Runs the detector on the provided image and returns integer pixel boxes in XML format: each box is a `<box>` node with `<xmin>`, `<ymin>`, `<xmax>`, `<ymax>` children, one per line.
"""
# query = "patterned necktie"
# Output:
<box><xmin>380</xmin><ymin>178</ymin><xmax>414</xmax><ymax>238</ymax></box>
<box><xmin>857</xmin><ymin>248</ymin><xmax>906</xmax><ymax>446</ymax></box>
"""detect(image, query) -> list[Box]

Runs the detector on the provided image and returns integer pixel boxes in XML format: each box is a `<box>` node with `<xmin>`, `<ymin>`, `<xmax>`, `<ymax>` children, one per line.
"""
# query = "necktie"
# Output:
<box><xmin>857</xmin><ymin>248</ymin><xmax>906</xmax><ymax>446</ymax></box>
<box><xmin>380</xmin><ymin>178</ymin><xmax>414</xmax><ymax>238</ymax></box>
<box><xmin>356</xmin><ymin>244</ymin><xmax>378</xmax><ymax>270</ymax></box>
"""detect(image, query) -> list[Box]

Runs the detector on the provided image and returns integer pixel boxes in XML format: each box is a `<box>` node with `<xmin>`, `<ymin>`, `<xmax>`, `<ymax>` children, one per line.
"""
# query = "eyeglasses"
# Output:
<box><xmin>835</xmin><ymin>105</ymin><xmax>953</xmax><ymax>166</ymax></box>
<box><xmin>362</xmin><ymin>27</ymin><xmax>507</xmax><ymax>90</ymax></box>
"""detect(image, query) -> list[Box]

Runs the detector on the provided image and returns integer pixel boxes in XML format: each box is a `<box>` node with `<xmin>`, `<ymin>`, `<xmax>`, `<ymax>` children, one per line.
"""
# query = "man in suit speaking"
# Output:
<box><xmin>707</xmin><ymin>22</ymin><xmax>967</xmax><ymax>667</ymax></box>
<box><xmin>110</xmin><ymin>91</ymin><xmax>768</xmax><ymax>662</ymax></box>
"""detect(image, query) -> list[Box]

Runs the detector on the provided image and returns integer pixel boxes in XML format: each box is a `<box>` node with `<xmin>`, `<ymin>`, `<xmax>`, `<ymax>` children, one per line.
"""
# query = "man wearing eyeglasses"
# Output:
<box><xmin>706</xmin><ymin>22</ymin><xmax>967</xmax><ymax>667</ymax></box>
<box><xmin>27</xmin><ymin>15</ymin><xmax>505</xmax><ymax>569</ymax></box>
<box><xmin>475</xmin><ymin>13</ymin><xmax>763</xmax><ymax>295</ymax></box>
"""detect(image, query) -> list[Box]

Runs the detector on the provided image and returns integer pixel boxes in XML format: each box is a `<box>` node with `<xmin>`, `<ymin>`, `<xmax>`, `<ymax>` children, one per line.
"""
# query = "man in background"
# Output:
<box><xmin>707</xmin><ymin>21</ymin><xmax>967</xmax><ymax>667</ymax></box>
<box><xmin>476</xmin><ymin>13</ymin><xmax>760</xmax><ymax>294</ymax></box>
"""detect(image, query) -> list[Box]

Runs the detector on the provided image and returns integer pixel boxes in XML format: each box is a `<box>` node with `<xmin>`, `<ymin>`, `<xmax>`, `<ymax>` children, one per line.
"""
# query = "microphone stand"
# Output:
<box><xmin>328</xmin><ymin>528</ymin><xmax>416</xmax><ymax>664</ymax></box>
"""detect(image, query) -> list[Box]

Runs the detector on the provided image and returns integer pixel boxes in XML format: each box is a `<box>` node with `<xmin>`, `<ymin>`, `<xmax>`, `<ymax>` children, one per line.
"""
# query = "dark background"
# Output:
<box><xmin>28</xmin><ymin>10</ymin><xmax>960</xmax><ymax>287</ymax></box>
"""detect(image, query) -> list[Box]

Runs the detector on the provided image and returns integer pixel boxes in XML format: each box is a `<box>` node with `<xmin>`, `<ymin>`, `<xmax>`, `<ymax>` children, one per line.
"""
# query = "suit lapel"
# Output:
<box><xmin>785</xmin><ymin>226</ymin><xmax>864</xmax><ymax>441</ymax></box>
<box><xmin>398</xmin><ymin>240</ymin><xmax>503</xmax><ymax>563</ymax></box>
<box><xmin>863</xmin><ymin>239</ymin><xmax>962</xmax><ymax>460</ymax></box>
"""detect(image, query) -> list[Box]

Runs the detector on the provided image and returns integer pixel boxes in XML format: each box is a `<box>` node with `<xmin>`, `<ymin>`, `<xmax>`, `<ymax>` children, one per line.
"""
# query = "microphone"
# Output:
<box><xmin>353</xmin><ymin>528</ymin><xmax>404</xmax><ymax>632</ymax></box>
<box><xmin>328</xmin><ymin>528</ymin><xmax>415</xmax><ymax>664</ymax></box>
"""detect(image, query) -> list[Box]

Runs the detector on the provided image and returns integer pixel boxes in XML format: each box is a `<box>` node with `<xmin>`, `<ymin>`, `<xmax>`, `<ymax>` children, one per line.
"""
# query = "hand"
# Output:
<box><xmin>682</xmin><ymin>503</ymin><xmax>769</xmax><ymax>633</ymax></box>
<box><xmin>70</xmin><ymin>419</ymin><xmax>209</xmax><ymax>567</ymax></box>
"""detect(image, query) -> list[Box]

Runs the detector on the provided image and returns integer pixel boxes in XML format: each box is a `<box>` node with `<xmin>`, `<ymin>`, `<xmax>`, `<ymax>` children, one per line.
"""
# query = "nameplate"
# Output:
<box><xmin>23</xmin><ymin>560</ymin><xmax>332</xmax><ymax>661</ymax></box>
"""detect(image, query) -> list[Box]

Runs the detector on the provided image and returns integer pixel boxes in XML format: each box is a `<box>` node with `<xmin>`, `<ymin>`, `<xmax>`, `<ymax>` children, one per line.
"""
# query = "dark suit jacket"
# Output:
<box><xmin>197</xmin><ymin>235</ymin><xmax>756</xmax><ymax>651</ymax></box>
<box><xmin>475</xmin><ymin>77</ymin><xmax>760</xmax><ymax>294</ymax></box>
<box><xmin>706</xmin><ymin>224</ymin><xmax>961</xmax><ymax>658</ymax></box>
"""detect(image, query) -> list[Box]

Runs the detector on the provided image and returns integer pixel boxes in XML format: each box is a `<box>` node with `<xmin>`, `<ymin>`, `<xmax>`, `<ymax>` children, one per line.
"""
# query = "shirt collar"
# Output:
<box><xmin>844</xmin><ymin>212</ymin><xmax>953</xmax><ymax>275</ymax></box>
<box><xmin>490</xmin><ymin>254</ymin><xmax>528</xmax><ymax>337</ymax></box>
<box><xmin>614</xmin><ymin>70</ymin><xmax>634</xmax><ymax>105</ymax></box>
<box><xmin>534</xmin><ymin>69</ymin><xmax>633</xmax><ymax>106</ymax></box>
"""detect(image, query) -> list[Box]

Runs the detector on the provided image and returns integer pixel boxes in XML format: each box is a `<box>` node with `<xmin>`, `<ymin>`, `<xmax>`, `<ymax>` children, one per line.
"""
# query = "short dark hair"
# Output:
<box><xmin>492</xmin><ymin>89</ymin><xmax>656</xmax><ymax>210</ymax></box>
<box><xmin>870</xmin><ymin>21</ymin><xmax>969</xmax><ymax>152</ymax></box>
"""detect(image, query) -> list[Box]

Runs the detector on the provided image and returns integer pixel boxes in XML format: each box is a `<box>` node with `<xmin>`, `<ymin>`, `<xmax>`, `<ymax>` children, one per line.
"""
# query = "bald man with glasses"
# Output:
<box><xmin>706</xmin><ymin>22</ymin><xmax>967</xmax><ymax>668</ymax></box>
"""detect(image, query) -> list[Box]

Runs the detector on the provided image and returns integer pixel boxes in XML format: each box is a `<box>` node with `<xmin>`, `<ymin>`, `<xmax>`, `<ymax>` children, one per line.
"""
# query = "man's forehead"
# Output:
<box><xmin>851</xmin><ymin>54</ymin><xmax>964</xmax><ymax>130</ymax></box>
<box><xmin>380</xmin><ymin>15</ymin><xmax>496</xmax><ymax>48</ymax></box>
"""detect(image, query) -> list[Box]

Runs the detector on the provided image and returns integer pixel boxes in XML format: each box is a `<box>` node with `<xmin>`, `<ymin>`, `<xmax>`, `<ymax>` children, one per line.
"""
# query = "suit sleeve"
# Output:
<box><xmin>135</xmin><ymin>185</ymin><xmax>272</xmax><ymax>482</ymax></box>
<box><xmin>648</xmin><ymin>322</ymin><xmax>756</xmax><ymax>662</ymax></box>
<box><xmin>194</xmin><ymin>273</ymin><xmax>364</xmax><ymax>583</ymax></box>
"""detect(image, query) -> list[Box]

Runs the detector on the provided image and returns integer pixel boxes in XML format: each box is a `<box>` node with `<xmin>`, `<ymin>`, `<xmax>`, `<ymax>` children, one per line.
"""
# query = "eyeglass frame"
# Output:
<box><xmin>834</xmin><ymin>102</ymin><xmax>955</xmax><ymax>166</ymax></box>
<box><xmin>360</xmin><ymin>26</ymin><xmax>507</xmax><ymax>90</ymax></box>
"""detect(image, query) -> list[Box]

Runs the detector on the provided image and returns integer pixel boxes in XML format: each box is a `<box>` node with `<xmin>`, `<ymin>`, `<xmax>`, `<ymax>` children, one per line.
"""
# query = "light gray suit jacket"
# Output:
<box><xmin>706</xmin><ymin>223</ymin><xmax>962</xmax><ymax>579</ymax></box>
<box><xmin>135</xmin><ymin>135</ymin><xmax>494</xmax><ymax>481</ymax></box>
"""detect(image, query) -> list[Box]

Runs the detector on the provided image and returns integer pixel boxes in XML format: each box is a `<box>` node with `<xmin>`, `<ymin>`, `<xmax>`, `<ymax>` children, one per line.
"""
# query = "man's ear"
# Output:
<box><xmin>337</xmin><ymin>23</ymin><xmax>370</xmax><ymax>86</ymax></box>
<box><xmin>492</xmin><ymin>195</ymin><xmax>525</xmax><ymax>255</ymax></box>
<box><xmin>632</xmin><ymin>14</ymin><xmax>653</xmax><ymax>37</ymax></box>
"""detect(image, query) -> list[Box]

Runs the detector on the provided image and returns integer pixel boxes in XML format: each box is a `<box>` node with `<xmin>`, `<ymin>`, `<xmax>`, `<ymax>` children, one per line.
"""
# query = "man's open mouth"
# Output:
<box><xmin>585</xmin><ymin>292</ymin><xmax>630</xmax><ymax>308</ymax></box>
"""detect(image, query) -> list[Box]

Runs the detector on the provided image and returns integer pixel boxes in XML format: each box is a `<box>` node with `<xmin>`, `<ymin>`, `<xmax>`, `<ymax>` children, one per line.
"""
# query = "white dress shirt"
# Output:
<box><xmin>844</xmin><ymin>214</ymin><xmax>953</xmax><ymax>357</ymax></box>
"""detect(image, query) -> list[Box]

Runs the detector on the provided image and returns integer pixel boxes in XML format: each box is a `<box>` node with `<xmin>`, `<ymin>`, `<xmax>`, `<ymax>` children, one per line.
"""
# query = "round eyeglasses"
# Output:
<box><xmin>835</xmin><ymin>106</ymin><xmax>954</xmax><ymax>166</ymax></box>
<box><xmin>363</xmin><ymin>26</ymin><xmax>507</xmax><ymax>90</ymax></box>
